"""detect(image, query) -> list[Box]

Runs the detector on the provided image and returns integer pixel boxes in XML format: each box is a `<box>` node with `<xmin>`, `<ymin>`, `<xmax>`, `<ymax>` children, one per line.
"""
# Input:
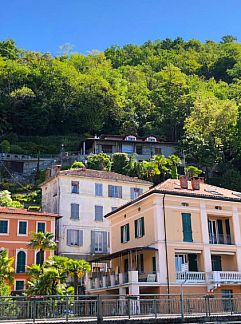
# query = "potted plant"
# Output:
<box><xmin>187</xmin><ymin>166</ymin><xmax>202</xmax><ymax>190</ymax></box>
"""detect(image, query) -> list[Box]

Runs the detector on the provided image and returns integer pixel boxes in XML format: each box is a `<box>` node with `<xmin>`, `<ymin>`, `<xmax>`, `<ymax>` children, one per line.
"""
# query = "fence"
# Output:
<box><xmin>0</xmin><ymin>294</ymin><xmax>241</xmax><ymax>322</ymax></box>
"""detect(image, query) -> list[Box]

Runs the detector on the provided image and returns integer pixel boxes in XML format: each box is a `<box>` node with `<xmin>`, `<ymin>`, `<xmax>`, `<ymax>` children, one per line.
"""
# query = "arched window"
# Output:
<box><xmin>36</xmin><ymin>250</ymin><xmax>44</xmax><ymax>265</ymax></box>
<box><xmin>16</xmin><ymin>251</ymin><xmax>26</xmax><ymax>273</ymax></box>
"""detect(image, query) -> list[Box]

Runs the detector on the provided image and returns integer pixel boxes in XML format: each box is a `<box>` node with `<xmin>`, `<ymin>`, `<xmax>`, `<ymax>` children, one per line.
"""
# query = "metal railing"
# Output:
<box><xmin>1</xmin><ymin>294</ymin><xmax>241</xmax><ymax>322</ymax></box>
<box><xmin>209</xmin><ymin>233</ymin><xmax>233</xmax><ymax>245</ymax></box>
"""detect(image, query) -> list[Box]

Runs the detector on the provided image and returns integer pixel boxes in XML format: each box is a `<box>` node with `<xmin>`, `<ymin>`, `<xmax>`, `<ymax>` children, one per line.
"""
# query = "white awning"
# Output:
<box><xmin>175</xmin><ymin>249</ymin><xmax>202</xmax><ymax>254</ymax></box>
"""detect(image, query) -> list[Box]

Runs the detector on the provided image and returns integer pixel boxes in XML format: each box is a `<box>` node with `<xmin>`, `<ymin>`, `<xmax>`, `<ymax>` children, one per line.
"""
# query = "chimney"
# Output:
<box><xmin>179</xmin><ymin>175</ymin><xmax>188</xmax><ymax>189</ymax></box>
<box><xmin>51</xmin><ymin>164</ymin><xmax>61</xmax><ymax>177</ymax></box>
<box><xmin>45</xmin><ymin>168</ymin><xmax>51</xmax><ymax>180</ymax></box>
<box><xmin>191</xmin><ymin>178</ymin><xmax>201</xmax><ymax>190</ymax></box>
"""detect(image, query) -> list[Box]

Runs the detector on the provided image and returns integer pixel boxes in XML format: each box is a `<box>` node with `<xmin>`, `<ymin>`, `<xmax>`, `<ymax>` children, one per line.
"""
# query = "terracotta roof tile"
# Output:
<box><xmin>41</xmin><ymin>168</ymin><xmax>152</xmax><ymax>186</ymax></box>
<box><xmin>0</xmin><ymin>207</ymin><xmax>59</xmax><ymax>218</ymax></box>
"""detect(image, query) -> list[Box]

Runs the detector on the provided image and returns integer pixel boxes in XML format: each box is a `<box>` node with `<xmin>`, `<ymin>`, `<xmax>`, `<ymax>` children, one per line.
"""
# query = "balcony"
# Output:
<box><xmin>176</xmin><ymin>271</ymin><xmax>206</xmax><ymax>283</ymax></box>
<box><xmin>207</xmin><ymin>271</ymin><xmax>241</xmax><ymax>284</ymax></box>
<box><xmin>87</xmin><ymin>271</ymin><xmax>159</xmax><ymax>291</ymax></box>
<box><xmin>209</xmin><ymin>233</ymin><xmax>233</xmax><ymax>245</ymax></box>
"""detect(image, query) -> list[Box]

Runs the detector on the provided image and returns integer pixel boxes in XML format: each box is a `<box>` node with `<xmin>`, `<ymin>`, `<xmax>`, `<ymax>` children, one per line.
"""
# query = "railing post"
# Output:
<box><xmin>206</xmin><ymin>295</ymin><xmax>211</xmax><ymax>317</ymax></box>
<box><xmin>32</xmin><ymin>299</ymin><xmax>36</xmax><ymax>323</ymax></box>
<box><xmin>65</xmin><ymin>295</ymin><xmax>69</xmax><ymax>323</ymax></box>
<box><xmin>97</xmin><ymin>295</ymin><xmax>103</xmax><ymax>324</ymax></box>
<box><xmin>180</xmin><ymin>293</ymin><xmax>184</xmax><ymax>320</ymax></box>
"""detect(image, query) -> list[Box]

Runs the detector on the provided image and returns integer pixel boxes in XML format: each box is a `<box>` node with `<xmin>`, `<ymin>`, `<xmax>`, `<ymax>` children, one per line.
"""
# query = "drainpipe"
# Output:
<box><xmin>162</xmin><ymin>194</ymin><xmax>170</xmax><ymax>296</ymax></box>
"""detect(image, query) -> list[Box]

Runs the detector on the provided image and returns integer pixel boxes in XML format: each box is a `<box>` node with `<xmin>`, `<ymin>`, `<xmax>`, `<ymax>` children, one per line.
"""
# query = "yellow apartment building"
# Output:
<box><xmin>86</xmin><ymin>179</ymin><xmax>241</xmax><ymax>297</ymax></box>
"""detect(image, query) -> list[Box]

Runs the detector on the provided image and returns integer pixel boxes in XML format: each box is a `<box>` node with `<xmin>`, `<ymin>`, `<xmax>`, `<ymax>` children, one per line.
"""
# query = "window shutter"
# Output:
<box><xmin>188</xmin><ymin>254</ymin><xmax>198</xmax><ymax>272</ymax></box>
<box><xmin>130</xmin><ymin>188</ymin><xmax>135</xmax><ymax>200</ymax></box>
<box><xmin>95</xmin><ymin>206</ymin><xmax>103</xmax><ymax>221</ymax></box>
<box><xmin>91</xmin><ymin>231</ymin><xmax>95</xmax><ymax>253</ymax></box>
<box><xmin>108</xmin><ymin>185</ymin><xmax>112</xmax><ymax>197</ymax></box>
<box><xmin>119</xmin><ymin>186</ymin><xmax>122</xmax><ymax>198</ymax></box>
<box><xmin>78</xmin><ymin>230</ymin><xmax>83</xmax><ymax>246</ymax></box>
<box><xmin>127</xmin><ymin>224</ymin><xmax>130</xmax><ymax>241</ymax></box>
<box><xmin>134</xmin><ymin>220</ymin><xmax>138</xmax><ymax>238</ymax></box>
<box><xmin>121</xmin><ymin>226</ymin><xmax>123</xmax><ymax>243</ymax></box>
<box><xmin>141</xmin><ymin>217</ymin><xmax>145</xmax><ymax>236</ymax></box>
<box><xmin>103</xmin><ymin>231</ymin><xmax>108</xmax><ymax>253</ymax></box>
<box><xmin>17</xmin><ymin>251</ymin><xmax>26</xmax><ymax>273</ymax></box>
<box><xmin>71</xmin><ymin>204</ymin><xmax>79</xmax><ymax>219</ymax></box>
<box><xmin>67</xmin><ymin>229</ymin><xmax>71</xmax><ymax>245</ymax></box>
<box><xmin>182</xmin><ymin>213</ymin><xmax>193</xmax><ymax>242</ymax></box>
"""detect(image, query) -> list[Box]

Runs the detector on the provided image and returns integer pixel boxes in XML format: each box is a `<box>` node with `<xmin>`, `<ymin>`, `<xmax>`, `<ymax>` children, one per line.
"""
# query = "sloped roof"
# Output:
<box><xmin>0</xmin><ymin>207</ymin><xmax>60</xmax><ymax>218</ymax></box>
<box><xmin>105</xmin><ymin>179</ymin><xmax>241</xmax><ymax>218</ymax></box>
<box><xmin>40</xmin><ymin>168</ymin><xmax>152</xmax><ymax>186</ymax></box>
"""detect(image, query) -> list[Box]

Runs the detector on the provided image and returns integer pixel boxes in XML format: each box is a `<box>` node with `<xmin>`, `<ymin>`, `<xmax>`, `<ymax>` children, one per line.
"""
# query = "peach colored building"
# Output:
<box><xmin>0</xmin><ymin>207</ymin><xmax>59</xmax><ymax>292</ymax></box>
<box><xmin>87</xmin><ymin>179</ymin><xmax>241</xmax><ymax>297</ymax></box>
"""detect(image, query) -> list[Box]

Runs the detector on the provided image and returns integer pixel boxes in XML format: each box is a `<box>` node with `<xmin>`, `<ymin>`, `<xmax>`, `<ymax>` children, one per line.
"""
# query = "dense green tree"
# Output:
<box><xmin>87</xmin><ymin>153</ymin><xmax>111</xmax><ymax>171</ymax></box>
<box><xmin>0</xmin><ymin>190</ymin><xmax>23</xmax><ymax>208</ymax></box>
<box><xmin>111</xmin><ymin>153</ymin><xmax>130</xmax><ymax>174</ymax></box>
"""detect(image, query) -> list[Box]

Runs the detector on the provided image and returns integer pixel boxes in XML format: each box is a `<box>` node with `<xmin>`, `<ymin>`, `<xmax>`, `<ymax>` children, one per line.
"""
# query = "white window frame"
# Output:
<box><xmin>36</xmin><ymin>221</ymin><xmax>46</xmax><ymax>233</ymax></box>
<box><xmin>145</xmin><ymin>136</ymin><xmax>157</xmax><ymax>142</ymax></box>
<box><xmin>94</xmin><ymin>231</ymin><xmax>104</xmax><ymax>253</ymax></box>
<box><xmin>125</xmin><ymin>135</ymin><xmax>136</xmax><ymax>141</ymax></box>
<box><xmin>15</xmin><ymin>279</ymin><xmax>26</xmax><ymax>291</ymax></box>
<box><xmin>0</xmin><ymin>219</ymin><xmax>9</xmax><ymax>235</ymax></box>
<box><xmin>35</xmin><ymin>250</ymin><xmax>45</xmax><ymax>264</ymax></box>
<box><xmin>95</xmin><ymin>183</ymin><xmax>103</xmax><ymax>197</ymax></box>
<box><xmin>15</xmin><ymin>249</ymin><xmax>27</xmax><ymax>273</ymax></box>
<box><xmin>122</xmin><ymin>225</ymin><xmax>129</xmax><ymax>243</ymax></box>
<box><xmin>17</xmin><ymin>220</ymin><xmax>28</xmax><ymax>236</ymax></box>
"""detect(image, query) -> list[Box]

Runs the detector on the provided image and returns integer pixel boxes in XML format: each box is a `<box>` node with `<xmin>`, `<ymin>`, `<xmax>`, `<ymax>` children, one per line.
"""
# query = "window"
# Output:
<box><xmin>0</xmin><ymin>220</ymin><xmax>8</xmax><ymax>234</ymax></box>
<box><xmin>135</xmin><ymin>217</ymin><xmax>145</xmax><ymax>238</ymax></box>
<box><xmin>121</xmin><ymin>224</ymin><xmax>130</xmax><ymax>243</ymax></box>
<box><xmin>18</xmin><ymin>221</ymin><xmax>27</xmax><ymax>235</ymax></box>
<box><xmin>211</xmin><ymin>255</ymin><xmax>222</xmax><ymax>271</ymax></box>
<box><xmin>125</xmin><ymin>135</ymin><xmax>136</xmax><ymax>141</ymax></box>
<box><xmin>67</xmin><ymin>229</ymin><xmax>83</xmax><ymax>246</ymax></box>
<box><xmin>95</xmin><ymin>205</ymin><xmax>103</xmax><ymax>221</ymax></box>
<box><xmin>91</xmin><ymin>231</ymin><xmax>108</xmax><ymax>253</ymax></box>
<box><xmin>16</xmin><ymin>280</ymin><xmax>24</xmax><ymax>291</ymax></box>
<box><xmin>95</xmin><ymin>183</ymin><xmax>103</xmax><ymax>196</ymax></box>
<box><xmin>71</xmin><ymin>181</ymin><xmax>79</xmax><ymax>194</ymax></box>
<box><xmin>136</xmin><ymin>145</ymin><xmax>142</xmax><ymax>155</ymax></box>
<box><xmin>102</xmin><ymin>145</ymin><xmax>113</xmax><ymax>153</ymax></box>
<box><xmin>146</xmin><ymin>136</ymin><xmax>157</xmax><ymax>142</ymax></box>
<box><xmin>122</xmin><ymin>144</ymin><xmax>134</xmax><ymax>153</ymax></box>
<box><xmin>108</xmin><ymin>185</ymin><xmax>122</xmax><ymax>198</ymax></box>
<box><xmin>37</xmin><ymin>222</ymin><xmax>45</xmax><ymax>233</ymax></box>
<box><xmin>71</xmin><ymin>203</ymin><xmax>79</xmax><ymax>220</ymax></box>
<box><xmin>136</xmin><ymin>254</ymin><xmax>144</xmax><ymax>273</ymax></box>
<box><xmin>36</xmin><ymin>250</ymin><xmax>44</xmax><ymax>265</ymax></box>
<box><xmin>112</xmin><ymin>207</ymin><xmax>117</xmax><ymax>212</ymax></box>
<box><xmin>16</xmin><ymin>251</ymin><xmax>26</xmax><ymax>273</ymax></box>
<box><xmin>155</xmin><ymin>147</ymin><xmax>162</xmax><ymax>155</ymax></box>
<box><xmin>175</xmin><ymin>254</ymin><xmax>188</xmax><ymax>272</ymax></box>
<box><xmin>181</xmin><ymin>213</ymin><xmax>193</xmax><ymax>242</ymax></box>
<box><xmin>130</xmin><ymin>187</ymin><xmax>143</xmax><ymax>200</ymax></box>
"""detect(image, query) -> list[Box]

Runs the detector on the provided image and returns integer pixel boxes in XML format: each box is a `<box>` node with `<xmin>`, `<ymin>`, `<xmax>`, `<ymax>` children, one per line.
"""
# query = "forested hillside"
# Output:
<box><xmin>1</xmin><ymin>36</ymin><xmax>241</xmax><ymax>188</ymax></box>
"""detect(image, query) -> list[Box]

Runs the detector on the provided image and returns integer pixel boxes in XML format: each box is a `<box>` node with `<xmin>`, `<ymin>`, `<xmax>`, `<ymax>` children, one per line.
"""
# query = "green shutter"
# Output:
<box><xmin>127</xmin><ymin>224</ymin><xmax>130</xmax><ymax>241</ymax></box>
<box><xmin>134</xmin><ymin>220</ymin><xmax>137</xmax><ymax>238</ymax></box>
<box><xmin>17</xmin><ymin>251</ymin><xmax>26</xmax><ymax>273</ymax></box>
<box><xmin>121</xmin><ymin>226</ymin><xmax>124</xmax><ymax>243</ymax></box>
<box><xmin>141</xmin><ymin>217</ymin><xmax>145</xmax><ymax>236</ymax></box>
<box><xmin>182</xmin><ymin>213</ymin><xmax>193</xmax><ymax>242</ymax></box>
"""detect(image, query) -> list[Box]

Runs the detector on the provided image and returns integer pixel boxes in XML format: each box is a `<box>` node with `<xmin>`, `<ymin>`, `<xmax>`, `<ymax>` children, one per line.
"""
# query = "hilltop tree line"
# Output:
<box><xmin>1</xmin><ymin>37</ymin><xmax>241</xmax><ymax>188</ymax></box>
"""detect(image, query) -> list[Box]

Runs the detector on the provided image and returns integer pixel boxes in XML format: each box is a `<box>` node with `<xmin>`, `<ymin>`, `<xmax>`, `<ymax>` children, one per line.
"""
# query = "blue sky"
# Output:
<box><xmin>1</xmin><ymin>0</ymin><xmax>241</xmax><ymax>55</ymax></box>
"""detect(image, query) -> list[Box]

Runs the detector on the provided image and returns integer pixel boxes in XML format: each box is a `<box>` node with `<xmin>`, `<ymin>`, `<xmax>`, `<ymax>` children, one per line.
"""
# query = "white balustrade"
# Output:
<box><xmin>208</xmin><ymin>271</ymin><xmax>241</xmax><ymax>283</ymax></box>
<box><xmin>176</xmin><ymin>271</ymin><xmax>206</xmax><ymax>282</ymax></box>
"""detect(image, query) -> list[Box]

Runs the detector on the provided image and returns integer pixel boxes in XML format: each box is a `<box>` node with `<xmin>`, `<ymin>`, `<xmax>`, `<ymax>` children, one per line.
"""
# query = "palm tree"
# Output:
<box><xmin>66</xmin><ymin>259</ymin><xmax>91</xmax><ymax>295</ymax></box>
<box><xmin>28</xmin><ymin>232</ymin><xmax>57</xmax><ymax>265</ymax></box>
<box><xmin>0</xmin><ymin>250</ymin><xmax>14</xmax><ymax>285</ymax></box>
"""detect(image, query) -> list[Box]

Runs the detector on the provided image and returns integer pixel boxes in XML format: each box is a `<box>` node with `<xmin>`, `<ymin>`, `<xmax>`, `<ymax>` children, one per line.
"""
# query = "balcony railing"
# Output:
<box><xmin>208</xmin><ymin>271</ymin><xmax>241</xmax><ymax>283</ymax></box>
<box><xmin>209</xmin><ymin>233</ymin><xmax>233</xmax><ymax>245</ymax></box>
<box><xmin>176</xmin><ymin>271</ymin><xmax>206</xmax><ymax>283</ymax></box>
<box><xmin>138</xmin><ymin>273</ymin><xmax>157</xmax><ymax>282</ymax></box>
<box><xmin>87</xmin><ymin>271</ymin><xmax>159</xmax><ymax>290</ymax></box>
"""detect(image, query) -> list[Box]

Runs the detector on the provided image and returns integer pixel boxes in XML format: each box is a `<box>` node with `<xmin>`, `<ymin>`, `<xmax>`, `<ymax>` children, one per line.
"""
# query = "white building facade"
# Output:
<box><xmin>40</xmin><ymin>168</ymin><xmax>151</xmax><ymax>262</ymax></box>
